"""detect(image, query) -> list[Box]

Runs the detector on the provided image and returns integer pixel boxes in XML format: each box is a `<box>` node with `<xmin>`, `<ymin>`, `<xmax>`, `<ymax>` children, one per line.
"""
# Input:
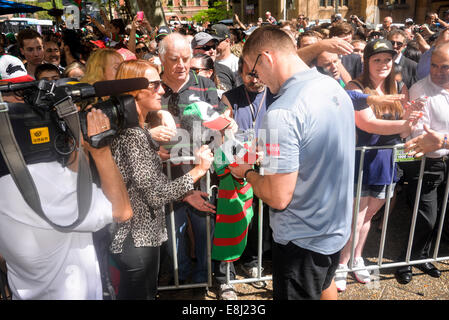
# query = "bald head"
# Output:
<box><xmin>430</xmin><ymin>42</ymin><xmax>449</xmax><ymax>89</ymax></box>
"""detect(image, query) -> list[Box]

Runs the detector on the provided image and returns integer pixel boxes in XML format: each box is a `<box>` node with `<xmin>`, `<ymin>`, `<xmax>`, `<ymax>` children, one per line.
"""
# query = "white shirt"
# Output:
<box><xmin>0</xmin><ymin>162</ymin><xmax>113</xmax><ymax>300</ymax></box>
<box><xmin>217</xmin><ymin>53</ymin><xmax>239</xmax><ymax>74</ymax></box>
<box><xmin>409</xmin><ymin>75</ymin><xmax>449</xmax><ymax>158</ymax></box>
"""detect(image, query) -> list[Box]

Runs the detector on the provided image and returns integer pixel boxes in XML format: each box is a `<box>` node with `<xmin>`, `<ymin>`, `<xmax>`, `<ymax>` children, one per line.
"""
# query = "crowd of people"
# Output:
<box><xmin>0</xmin><ymin>7</ymin><xmax>448</xmax><ymax>301</ymax></box>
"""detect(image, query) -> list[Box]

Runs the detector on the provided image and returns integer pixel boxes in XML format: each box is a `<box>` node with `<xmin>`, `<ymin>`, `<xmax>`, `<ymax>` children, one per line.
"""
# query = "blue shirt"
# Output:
<box><xmin>260</xmin><ymin>68</ymin><xmax>355</xmax><ymax>255</ymax></box>
<box><xmin>417</xmin><ymin>46</ymin><xmax>434</xmax><ymax>81</ymax></box>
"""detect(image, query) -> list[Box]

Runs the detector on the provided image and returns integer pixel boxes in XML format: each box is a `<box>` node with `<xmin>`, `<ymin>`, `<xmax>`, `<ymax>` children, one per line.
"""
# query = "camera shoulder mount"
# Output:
<box><xmin>0</xmin><ymin>94</ymin><xmax>93</xmax><ymax>232</ymax></box>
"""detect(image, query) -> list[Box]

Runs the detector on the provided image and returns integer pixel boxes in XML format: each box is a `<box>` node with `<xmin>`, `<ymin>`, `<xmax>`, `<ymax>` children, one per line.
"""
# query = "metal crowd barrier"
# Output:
<box><xmin>338</xmin><ymin>143</ymin><xmax>449</xmax><ymax>278</ymax></box>
<box><xmin>157</xmin><ymin>157</ymin><xmax>271</xmax><ymax>291</ymax></box>
<box><xmin>160</xmin><ymin>144</ymin><xmax>449</xmax><ymax>293</ymax></box>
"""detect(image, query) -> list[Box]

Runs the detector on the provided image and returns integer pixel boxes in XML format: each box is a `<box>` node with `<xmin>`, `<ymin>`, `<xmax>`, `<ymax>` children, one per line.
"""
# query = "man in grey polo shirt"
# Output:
<box><xmin>229</xmin><ymin>26</ymin><xmax>355</xmax><ymax>300</ymax></box>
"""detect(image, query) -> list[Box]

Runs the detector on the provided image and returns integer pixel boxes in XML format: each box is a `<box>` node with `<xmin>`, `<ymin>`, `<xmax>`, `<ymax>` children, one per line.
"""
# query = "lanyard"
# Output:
<box><xmin>244</xmin><ymin>87</ymin><xmax>267</xmax><ymax>129</ymax></box>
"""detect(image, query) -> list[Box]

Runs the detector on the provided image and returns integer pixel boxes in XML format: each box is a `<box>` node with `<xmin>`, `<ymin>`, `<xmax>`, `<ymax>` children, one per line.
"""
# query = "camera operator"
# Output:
<box><xmin>0</xmin><ymin>55</ymin><xmax>132</xmax><ymax>300</ymax></box>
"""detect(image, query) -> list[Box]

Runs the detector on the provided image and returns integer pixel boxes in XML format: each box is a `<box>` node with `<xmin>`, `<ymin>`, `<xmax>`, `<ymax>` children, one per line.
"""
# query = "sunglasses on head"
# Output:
<box><xmin>136</xmin><ymin>46</ymin><xmax>149</xmax><ymax>54</ymax></box>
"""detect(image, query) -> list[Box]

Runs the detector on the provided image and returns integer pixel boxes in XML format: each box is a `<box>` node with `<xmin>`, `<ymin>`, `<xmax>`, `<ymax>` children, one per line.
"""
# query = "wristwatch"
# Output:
<box><xmin>244</xmin><ymin>168</ymin><xmax>256</xmax><ymax>180</ymax></box>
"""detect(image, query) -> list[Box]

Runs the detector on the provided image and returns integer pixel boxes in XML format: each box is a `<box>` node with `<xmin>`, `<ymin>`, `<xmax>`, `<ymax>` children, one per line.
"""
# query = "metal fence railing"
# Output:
<box><xmin>338</xmin><ymin>143</ymin><xmax>449</xmax><ymax>277</ymax></box>
<box><xmin>159</xmin><ymin>144</ymin><xmax>449</xmax><ymax>292</ymax></box>
<box><xmin>2</xmin><ymin>145</ymin><xmax>448</xmax><ymax>300</ymax></box>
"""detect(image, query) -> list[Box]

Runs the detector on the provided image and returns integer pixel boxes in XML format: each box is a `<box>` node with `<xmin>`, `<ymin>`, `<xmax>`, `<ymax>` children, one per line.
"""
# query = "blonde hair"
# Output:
<box><xmin>115</xmin><ymin>59</ymin><xmax>159</xmax><ymax>97</ymax></box>
<box><xmin>80</xmin><ymin>48</ymin><xmax>123</xmax><ymax>84</ymax></box>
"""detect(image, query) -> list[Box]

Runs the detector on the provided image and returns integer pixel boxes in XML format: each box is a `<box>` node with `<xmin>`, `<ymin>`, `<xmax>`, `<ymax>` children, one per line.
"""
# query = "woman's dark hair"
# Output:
<box><xmin>193</xmin><ymin>53</ymin><xmax>214</xmax><ymax>70</ymax></box>
<box><xmin>111</xmin><ymin>19</ymin><xmax>126</xmax><ymax>35</ymax></box>
<box><xmin>62</xmin><ymin>29</ymin><xmax>82</xmax><ymax>61</ymax></box>
<box><xmin>403</xmin><ymin>42</ymin><xmax>422</xmax><ymax>63</ymax></box>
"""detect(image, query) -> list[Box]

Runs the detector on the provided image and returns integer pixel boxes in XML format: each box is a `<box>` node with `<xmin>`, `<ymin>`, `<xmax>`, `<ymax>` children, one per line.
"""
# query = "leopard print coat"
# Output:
<box><xmin>109</xmin><ymin>127</ymin><xmax>194</xmax><ymax>254</ymax></box>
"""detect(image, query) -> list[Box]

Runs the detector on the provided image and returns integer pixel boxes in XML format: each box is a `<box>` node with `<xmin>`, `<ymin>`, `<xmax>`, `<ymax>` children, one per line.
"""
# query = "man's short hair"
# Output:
<box><xmin>17</xmin><ymin>28</ymin><xmax>42</xmax><ymax>48</ymax></box>
<box><xmin>158</xmin><ymin>32</ymin><xmax>191</xmax><ymax>62</ymax></box>
<box><xmin>297</xmin><ymin>30</ymin><xmax>322</xmax><ymax>47</ymax></box>
<box><xmin>34</xmin><ymin>63</ymin><xmax>61</xmax><ymax>80</ymax></box>
<box><xmin>242</xmin><ymin>25</ymin><xmax>296</xmax><ymax>58</ymax></box>
<box><xmin>387</xmin><ymin>28</ymin><xmax>407</xmax><ymax>40</ymax></box>
<box><xmin>329</xmin><ymin>22</ymin><xmax>354</xmax><ymax>38</ymax></box>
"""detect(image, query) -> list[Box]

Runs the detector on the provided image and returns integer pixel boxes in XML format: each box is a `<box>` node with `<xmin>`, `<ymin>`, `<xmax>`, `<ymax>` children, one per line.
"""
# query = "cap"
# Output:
<box><xmin>191</xmin><ymin>32</ymin><xmax>218</xmax><ymax>49</ymax></box>
<box><xmin>0</xmin><ymin>55</ymin><xmax>34</xmax><ymax>83</ymax></box>
<box><xmin>90</xmin><ymin>40</ymin><xmax>106</xmax><ymax>48</ymax></box>
<box><xmin>405</xmin><ymin>18</ymin><xmax>414</xmax><ymax>24</ymax></box>
<box><xmin>116</xmin><ymin>48</ymin><xmax>137</xmax><ymax>61</ymax></box>
<box><xmin>209</xmin><ymin>24</ymin><xmax>231</xmax><ymax>41</ymax></box>
<box><xmin>363</xmin><ymin>39</ymin><xmax>397</xmax><ymax>61</ymax></box>
<box><xmin>183</xmin><ymin>101</ymin><xmax>230</xmax><ymax>130</ymax></box>
<box><xmin>244</xmin><ymin>26</ymin><xmax>259</xmax><ymax>36</ymax></box>
<box><xmin>156</xmin><ymin>25</ymin><xmax>171</xmax><ymax>39</ymax></box>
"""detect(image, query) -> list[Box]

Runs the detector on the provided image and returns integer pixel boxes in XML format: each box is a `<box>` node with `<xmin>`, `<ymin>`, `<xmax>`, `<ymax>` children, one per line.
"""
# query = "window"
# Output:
<box><xmin>320</xmin><ymin>0</ymin><xmax>326</xmax><ymax>6</ymax></box>
<box><xmin>195</xmin><ymin>0</ymin><xmax>201</xmax><ymax>5</ymax></box>
<box><xmin>342</xmin><ymin>0</ymin><xmax>348</xmax><ymax>6</ymax></box>
<box><xmin>327</xmin><ymin>0</ymin><xmax>333</xmax><ymax>6</ymax></box>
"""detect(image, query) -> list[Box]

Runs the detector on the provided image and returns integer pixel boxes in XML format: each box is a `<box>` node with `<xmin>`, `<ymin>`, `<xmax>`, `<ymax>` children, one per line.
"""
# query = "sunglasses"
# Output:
<box><xmin>390</xmin><ymin>41</ymin><xmax>404</xmax><ymax>47</ymax></box>
<box><xmin>248</xmin><ymin>53</ymin><xmax>262</xmax><ymax>79</ymax></box>
<box><xmin>136</xmin><ymin>46</ymin><xmax>149</xmax><ymax>54</ymax></box>
<box><xmin>196</xmin><ymin>44</ymin><xmax>216</xmax><ymax>51</ymax></box>
<box><xmin>148</xmin><ymin>80</ymin><xmax>162</xmax><ymax>90</ymax></box>
<box><xmin>191</xmin><ymin>67</ymin><xmax>210</xmax><ymax>74</ymax></box>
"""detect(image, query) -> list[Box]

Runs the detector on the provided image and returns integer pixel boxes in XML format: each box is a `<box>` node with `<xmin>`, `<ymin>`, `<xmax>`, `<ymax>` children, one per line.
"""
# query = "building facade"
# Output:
<box><xmin>231</xmin><ymin>0</ymin><xmax>449</xmax><ymax>25</ymax></box>
<box><xmin>162</xmin><ymin>0</ymin><xmax>210</xmax><ymax>21</ymax></box>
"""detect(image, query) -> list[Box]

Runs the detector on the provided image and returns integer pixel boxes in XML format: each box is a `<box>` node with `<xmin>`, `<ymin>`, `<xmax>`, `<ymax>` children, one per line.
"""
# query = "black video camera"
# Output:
<box><xmin>0</xmin><ymin>77</ymin><xmax>148</xmax><ymax>178</ymax></box>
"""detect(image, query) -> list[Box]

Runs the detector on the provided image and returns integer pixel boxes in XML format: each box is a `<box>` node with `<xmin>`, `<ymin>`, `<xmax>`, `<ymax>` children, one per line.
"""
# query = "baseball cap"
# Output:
<box><xmin>0</xmin><ymin>55</ymin><xmax>34</xmax><ymax>83</ymax></box>
<box><xmin>405</xmin><ymin>18</ymin><xmax>414</xmax><ymax>25</ymax></box>
<box><xmin>116</xmin><ymin>48</ymin><xmax>137</xmax><ymax>61</ymax></box>
<box><xmin>363</xmin><ymin>39</ymin><xmax>397</xmax><ymax>61</ymax></box>
<box><xmin>244</xmin><ymin>26</ymin><xmax>259</xmax><ymax>36</ymax></box>
<box><xmin>90</xmin><ymin>40</ymin><xmax>106</xmax><ymax>48</ymax></box>
<box><xmin>209</xmin><ymin>24</ymin><xmax>231</xmax><ymax>41</ymax></box>
<box><xmin>191</xmin><ymin>32</ymin><xmax>218</xmax><ymax>49</ymax></box>
<box><xmin>156</xmin><ymin>26</ymin><xmax>171</xmax><ymax>40</ymax></box>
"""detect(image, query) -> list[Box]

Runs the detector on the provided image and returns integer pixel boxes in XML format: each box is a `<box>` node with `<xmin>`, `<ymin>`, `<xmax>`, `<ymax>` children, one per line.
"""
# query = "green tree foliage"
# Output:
<box><xmin>191</xmin><ymin>1</ymin><xmax>230</xmax><ymax>24</ymax></box>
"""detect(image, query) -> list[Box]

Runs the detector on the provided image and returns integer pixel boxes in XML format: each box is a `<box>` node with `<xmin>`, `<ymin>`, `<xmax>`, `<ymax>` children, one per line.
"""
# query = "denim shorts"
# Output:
<box><xmin>355</xmin><ymin>184</ymin><xmax>396</xmax><ymax>200</ymax></box>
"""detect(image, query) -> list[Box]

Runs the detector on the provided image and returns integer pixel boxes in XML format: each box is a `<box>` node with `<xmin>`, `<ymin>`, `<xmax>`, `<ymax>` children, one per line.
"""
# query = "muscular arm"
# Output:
<box><xmin>246</xmin><ymin>171</ymin><xmax>297</xmax><ymax>210</ymax></box>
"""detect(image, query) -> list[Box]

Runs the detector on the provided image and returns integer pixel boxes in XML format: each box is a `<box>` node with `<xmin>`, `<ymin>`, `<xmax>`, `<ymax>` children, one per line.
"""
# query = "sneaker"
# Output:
<box><xmin>219</xmin><ymin>283</ymin><xmax>238</xmax><ymax>300</ymax></box>
<box><xmin>352</xmin><ymin>257</ymin><xmax>371</xmax><ymax>284</ymax></box>
<box><xmin>334</xmin><ymin>264</ymin><xmax>348</xmax><ymax>292</ymax></box>
<box><xmin>241</xmin><ymin>265</ymin><xmax>267</xmax><ymax>289</ymax></box>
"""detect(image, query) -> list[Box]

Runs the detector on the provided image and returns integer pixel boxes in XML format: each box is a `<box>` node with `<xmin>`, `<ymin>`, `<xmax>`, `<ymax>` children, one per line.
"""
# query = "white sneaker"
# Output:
<box><xmin>352</xmin><ymin>257</ymin><xmax>371</xmax><ymax>284</ymax></box>
<box><xmin>334</xmin><ymin>264</ymin><xmax>348</xmax><ymax>292</ymax></box>
<box><xmin>219</xmin><ymin>283</ymin><xmax>238</xmax><ymax>300</ymax></box>
<box><xmin>241</xmin><ymin>265</ymin><xmax>267</xmax><ymax>288</ymax></box>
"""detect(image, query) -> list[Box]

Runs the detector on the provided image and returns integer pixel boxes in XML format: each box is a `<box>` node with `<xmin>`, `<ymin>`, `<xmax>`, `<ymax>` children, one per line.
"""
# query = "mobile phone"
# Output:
<box><xmin>137</xmin><ymin>11</ymin><xmax>144</xmax><ymax>21</ymax></box>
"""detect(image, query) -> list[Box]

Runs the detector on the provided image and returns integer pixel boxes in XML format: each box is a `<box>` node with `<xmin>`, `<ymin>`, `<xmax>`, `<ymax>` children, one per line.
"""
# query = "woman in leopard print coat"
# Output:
<box><xmin>109</xmin><ymin>60</ymin><xmax>214</xmax><ymax>300</ymax></box>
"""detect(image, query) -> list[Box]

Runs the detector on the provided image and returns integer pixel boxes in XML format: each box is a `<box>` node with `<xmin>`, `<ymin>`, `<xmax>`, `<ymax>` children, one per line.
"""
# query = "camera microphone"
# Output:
<box><xmin>61</xmin><ymin>77</ymin><xmax>149</xmax><ymax>100</ymax></box>
<box><xmin>93</xmin><ymin>77</ymin><xmax>149</xmax><ymax>97</ymax></box>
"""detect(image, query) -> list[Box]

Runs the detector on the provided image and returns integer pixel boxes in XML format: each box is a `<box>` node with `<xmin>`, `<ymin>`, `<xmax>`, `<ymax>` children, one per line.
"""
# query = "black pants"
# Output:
<box><xmin>401</xmin><ymin>158</ymin><xmax>449</xmax><ymax>260</ymax></box>
<box><xmin>112</xmin><ymin>234</ymin><xmax>160</xmax><ymax>300</ymax></box>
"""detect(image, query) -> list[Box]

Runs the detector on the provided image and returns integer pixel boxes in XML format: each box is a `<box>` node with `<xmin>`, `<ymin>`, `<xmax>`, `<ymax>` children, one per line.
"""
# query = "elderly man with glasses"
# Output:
<box><xmin>156</xmin><ymin>32</ymin><xmax>219</xmax><ymax>293</ymax></box>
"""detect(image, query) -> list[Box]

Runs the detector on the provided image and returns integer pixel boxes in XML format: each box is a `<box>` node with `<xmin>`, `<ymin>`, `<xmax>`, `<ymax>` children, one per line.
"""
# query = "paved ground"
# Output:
<box><xmin>158</xmin><ymin>186</ymin><xmax>449</xmax><ymax>300</ymax></box>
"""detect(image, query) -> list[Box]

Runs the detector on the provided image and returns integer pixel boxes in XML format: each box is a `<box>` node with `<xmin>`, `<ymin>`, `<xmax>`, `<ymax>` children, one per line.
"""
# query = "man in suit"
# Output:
<box><xmin>387</xmin><ymin>29</ymin><xmax>418</xmax><ymax>89</ymax></box>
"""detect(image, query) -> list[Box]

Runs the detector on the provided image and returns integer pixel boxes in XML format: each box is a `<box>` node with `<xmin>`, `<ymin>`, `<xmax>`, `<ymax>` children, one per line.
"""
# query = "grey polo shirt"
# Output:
<box><xmin>260</xmin><ymin>68</ymin><xmax>356</xmax><ymax>255</ymax></box>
